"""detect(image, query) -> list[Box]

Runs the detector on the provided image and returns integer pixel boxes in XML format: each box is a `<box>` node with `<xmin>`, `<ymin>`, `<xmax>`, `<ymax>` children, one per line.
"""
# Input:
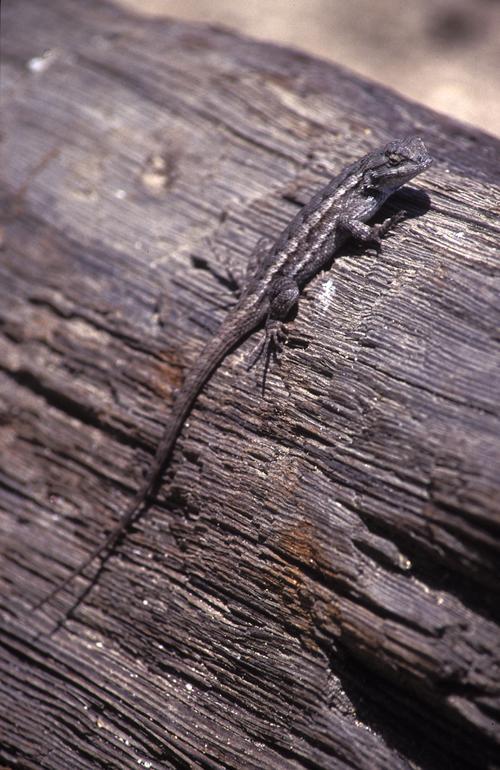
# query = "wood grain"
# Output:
<box><xmin>1</xmin><ymin>1</ymin><xmax>499</xmax><ymax>768</ymax></box>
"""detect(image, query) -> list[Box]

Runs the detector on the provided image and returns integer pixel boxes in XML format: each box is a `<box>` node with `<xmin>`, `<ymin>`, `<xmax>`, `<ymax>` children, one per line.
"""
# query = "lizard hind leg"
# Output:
<box><xmin>246</xmin><ymin>275</ymin><xmax>300</xmax><ymax>392</ymax></box>
<box><xmin>246</xmin><ymin>319</ymin><xmax>288</xmax><ymax>393</ymax></box>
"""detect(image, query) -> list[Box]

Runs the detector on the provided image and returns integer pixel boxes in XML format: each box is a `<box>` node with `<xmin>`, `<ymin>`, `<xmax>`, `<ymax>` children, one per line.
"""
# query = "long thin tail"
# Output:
<box><xmin>33</xmin><ymin>309</ymin><xmax>260</xmax><ymax>610</ymax></box>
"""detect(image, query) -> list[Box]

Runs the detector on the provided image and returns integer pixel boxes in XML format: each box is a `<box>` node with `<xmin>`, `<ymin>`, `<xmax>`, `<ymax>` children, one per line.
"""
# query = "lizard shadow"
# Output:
<box><xmin>389</xmin><ymin>185</ymin><xmax>432</xmax><ymax>219</ymax></box>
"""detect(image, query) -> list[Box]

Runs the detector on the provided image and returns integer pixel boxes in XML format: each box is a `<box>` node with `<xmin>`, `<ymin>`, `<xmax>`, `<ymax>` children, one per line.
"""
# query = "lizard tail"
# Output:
<box><xmin>33</xmin><ymin>312</ymin><xmax>259</xmax><ymax>611</ymax></box>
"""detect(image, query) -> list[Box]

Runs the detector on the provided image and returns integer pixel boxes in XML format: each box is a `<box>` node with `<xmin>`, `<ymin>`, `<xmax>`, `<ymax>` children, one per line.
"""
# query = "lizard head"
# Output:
<box><xmin>364</xmin><ymin>136</ymin><xmax>432</xmax><ymax>194</ymax></box>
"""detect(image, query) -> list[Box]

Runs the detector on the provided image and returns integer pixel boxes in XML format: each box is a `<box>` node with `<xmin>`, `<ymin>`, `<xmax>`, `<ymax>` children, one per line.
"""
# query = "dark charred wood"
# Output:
<box><xmin>1</xmin><ymin>1</ymin><xmax>499</xmax><ymax>769</ymax></box>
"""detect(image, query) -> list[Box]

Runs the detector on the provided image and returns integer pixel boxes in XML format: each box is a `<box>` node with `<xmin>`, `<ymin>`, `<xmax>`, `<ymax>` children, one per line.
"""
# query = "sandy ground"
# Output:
<box><xmin>115</xmin><ymin>0</ymin><xmax>500</xmax><ymax>138</ymax></box>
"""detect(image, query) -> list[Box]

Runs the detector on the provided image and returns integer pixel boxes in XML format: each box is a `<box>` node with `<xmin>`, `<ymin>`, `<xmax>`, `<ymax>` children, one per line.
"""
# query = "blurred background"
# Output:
<box><xmin>115</xmin><ymin>0</ymin><xmax>500</xmax><ymax>137</ymax></box>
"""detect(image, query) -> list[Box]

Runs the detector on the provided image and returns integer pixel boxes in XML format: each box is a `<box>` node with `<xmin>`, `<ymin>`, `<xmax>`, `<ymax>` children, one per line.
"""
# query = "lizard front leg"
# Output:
<box><xmin>338</xmin><ymin>210</ymin><xmax>406</xmax><ymax>244</ymax></box>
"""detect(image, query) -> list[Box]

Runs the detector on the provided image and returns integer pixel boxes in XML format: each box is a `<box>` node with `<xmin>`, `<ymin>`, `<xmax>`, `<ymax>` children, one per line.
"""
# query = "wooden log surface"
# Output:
<box><xmin>1</xmin><ymin>1</ymin><xmax>499</xmax><ymax>768</ymax></box>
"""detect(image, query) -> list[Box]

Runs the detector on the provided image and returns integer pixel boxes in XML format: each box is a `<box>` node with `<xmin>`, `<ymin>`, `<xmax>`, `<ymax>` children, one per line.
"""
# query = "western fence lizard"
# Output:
<box><xmin>34</xmin><ymin>136</ymin><xmax>432</xmax><ymax>611</ymax></box>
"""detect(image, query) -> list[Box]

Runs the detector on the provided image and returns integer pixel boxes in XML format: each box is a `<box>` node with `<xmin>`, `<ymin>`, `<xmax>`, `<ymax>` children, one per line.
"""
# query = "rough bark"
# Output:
<box><xmin>1</xmin><ymin>1</ymin><xmax>499</xmax><ymax>769</ymax></box>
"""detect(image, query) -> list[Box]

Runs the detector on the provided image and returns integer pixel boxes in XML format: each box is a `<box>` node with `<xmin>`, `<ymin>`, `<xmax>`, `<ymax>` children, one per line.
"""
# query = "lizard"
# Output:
<box><xmin>34</xmin><ymin>135</ymin><xmax>432</xmax><ymax>611</ymax></box>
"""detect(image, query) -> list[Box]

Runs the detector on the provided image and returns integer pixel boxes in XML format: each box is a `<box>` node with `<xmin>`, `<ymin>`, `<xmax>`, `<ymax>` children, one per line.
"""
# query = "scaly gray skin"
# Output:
<box><xmin>34</xmin><ymin>136</ymin><xmax>432</xmax><ymax>612</ymax></box>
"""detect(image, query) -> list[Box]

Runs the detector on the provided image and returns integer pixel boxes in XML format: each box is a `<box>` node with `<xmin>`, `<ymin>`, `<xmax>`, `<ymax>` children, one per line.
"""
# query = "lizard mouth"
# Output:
<box><xmin>416</xmin><ymin>153</ymin><xmax>433</xmax><ymax>170</ymax></box>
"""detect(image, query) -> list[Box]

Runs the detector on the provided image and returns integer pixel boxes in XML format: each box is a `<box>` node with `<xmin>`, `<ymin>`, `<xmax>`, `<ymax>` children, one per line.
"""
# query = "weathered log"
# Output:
<box><xmin>1</xmin><ymin>1</ymin><xmax>499</xmax><ymax>768</ymax></box>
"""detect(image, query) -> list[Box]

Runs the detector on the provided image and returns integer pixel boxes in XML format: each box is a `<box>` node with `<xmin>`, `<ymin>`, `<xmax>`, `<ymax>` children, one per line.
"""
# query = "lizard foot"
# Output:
<box><xmin>247</xmin><ymin>320</ymin><xmax>288</xmax><ymax>393</ymax></box>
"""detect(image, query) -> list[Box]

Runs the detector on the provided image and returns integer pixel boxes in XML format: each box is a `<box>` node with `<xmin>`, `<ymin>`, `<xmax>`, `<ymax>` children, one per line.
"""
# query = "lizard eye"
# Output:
<box><xmin>387</xmin><ymin>153</ymin><xmax>401</xmax><ymax>166</ymax></box>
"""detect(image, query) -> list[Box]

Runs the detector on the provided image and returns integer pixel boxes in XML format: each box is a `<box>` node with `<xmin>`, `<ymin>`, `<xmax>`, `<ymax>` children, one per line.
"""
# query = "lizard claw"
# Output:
<box><xmin>372</xmin><ymin>210</ymin><xmax>407</xmax><ymax>244</ymax></box>
<box><xmin>246</xmin><ymin>321</ymin><xmax>287</xmax><ymax>369</ymax></box>
<box><xmin>246</xmin><ymin>320</ymin><xmax>288</xmax><ymax>393</ymax></box>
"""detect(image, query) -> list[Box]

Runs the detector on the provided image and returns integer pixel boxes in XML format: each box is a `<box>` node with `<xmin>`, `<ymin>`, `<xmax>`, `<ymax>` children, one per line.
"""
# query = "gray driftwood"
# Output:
<box><xmin>1</xmin><ymin>1</ymin><xmax>499</xmax><ymax>768</ymax></box>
